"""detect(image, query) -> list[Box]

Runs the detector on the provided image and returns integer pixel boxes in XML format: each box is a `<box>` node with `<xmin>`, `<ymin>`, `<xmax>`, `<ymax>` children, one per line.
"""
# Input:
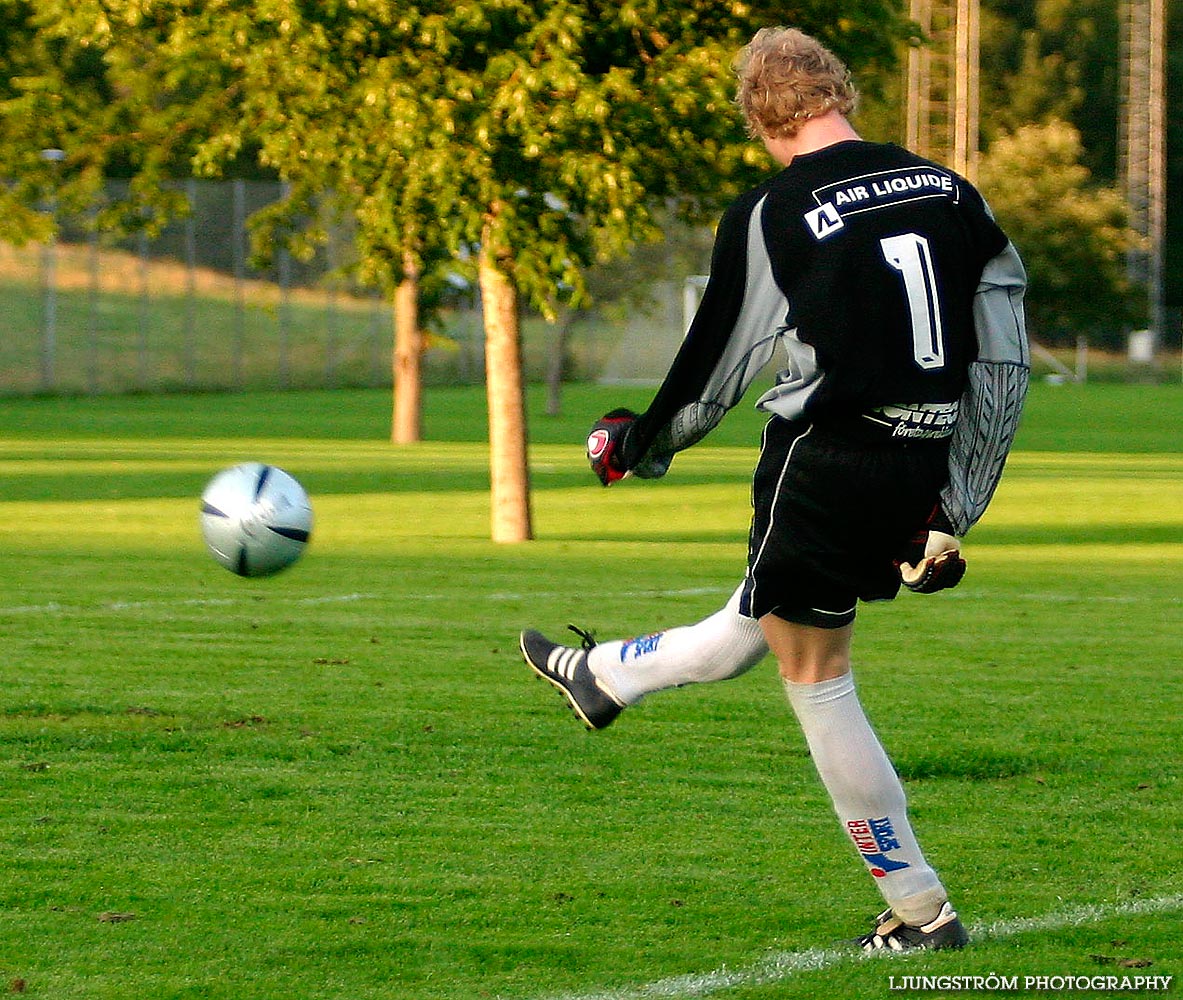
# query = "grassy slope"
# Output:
<box><xmin>0</xmin><ymin>382</ymin><xmax>1179</xmax><ymax>999</ymax></box>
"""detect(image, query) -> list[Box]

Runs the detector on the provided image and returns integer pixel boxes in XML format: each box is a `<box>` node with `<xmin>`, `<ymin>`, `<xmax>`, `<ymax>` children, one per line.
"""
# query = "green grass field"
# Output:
<box><xmin>1</xmin><ymin>382</ymin><xmax>1180</xmax><ymax>999</ymax></box>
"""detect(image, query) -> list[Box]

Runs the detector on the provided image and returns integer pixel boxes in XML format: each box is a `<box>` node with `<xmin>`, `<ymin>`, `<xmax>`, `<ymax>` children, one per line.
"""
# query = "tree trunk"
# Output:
<box><xmin>478</xmin><ymin>236</ymin><xmax>533</xmax><ymax>543</ymax></box>
<box><xmin>545</xmin><ymin>308</ymin><xmax>574</xmax><ymax>418</ymax></box>
<box><xmin>391</xmin><ymin>253</ymin><xmax>422</xmax><ymax>444</ymax></box>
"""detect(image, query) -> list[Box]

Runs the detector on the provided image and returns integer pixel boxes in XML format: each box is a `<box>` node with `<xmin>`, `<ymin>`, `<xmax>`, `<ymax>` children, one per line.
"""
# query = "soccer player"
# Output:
<box><xmin>521</xmin><ymin>27</ymin><xmax>1028</xmax><ymax>951</ymax></box>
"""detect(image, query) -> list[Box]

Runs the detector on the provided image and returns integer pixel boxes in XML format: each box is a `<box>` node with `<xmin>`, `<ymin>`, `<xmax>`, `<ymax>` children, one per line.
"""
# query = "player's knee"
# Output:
<box><xmin>776</xmin><ymin>649</ymin><xmax>850</xmax><ymax>683</ymax></box>
<box><xmin>760</xmin><ymin>614</ymin><xmax>853</xmax><ymax>683</ymax></box>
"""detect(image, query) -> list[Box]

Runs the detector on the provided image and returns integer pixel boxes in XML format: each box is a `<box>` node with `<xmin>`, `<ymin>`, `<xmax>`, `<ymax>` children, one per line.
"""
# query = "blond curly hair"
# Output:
<box><xmin>734</xmin><ymin>28</ymin><xmax>858</xmax><ymax>140</ymax></box>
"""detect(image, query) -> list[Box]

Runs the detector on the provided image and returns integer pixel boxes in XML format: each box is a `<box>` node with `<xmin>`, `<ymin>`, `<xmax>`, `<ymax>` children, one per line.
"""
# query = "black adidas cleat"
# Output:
<box><xmin>519</xmin><ymin>626</ymin><xmax>624</xmax><ymax>730</ymax></box>
<box><xmin>858</xmin><ymin>902</ymin><xmax>969</xmax><ymax>952</ymax></box>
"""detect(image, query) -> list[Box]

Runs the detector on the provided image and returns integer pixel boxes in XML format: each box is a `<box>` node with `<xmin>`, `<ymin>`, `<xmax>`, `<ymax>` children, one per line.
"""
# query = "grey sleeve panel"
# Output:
<box><xmin>940</xmin><ymin>242</ymin><xmax>1030</xmax><ymax>535</ymax></box>
<box><xmin>644</xmin><ymin>195</ymin><xmax>787</xmax><ymax>460</ymax></box>
<box><xmin>971</xmin><ymin>241</ymin><xmax>1029</xmax><ymax>365</ymax></box>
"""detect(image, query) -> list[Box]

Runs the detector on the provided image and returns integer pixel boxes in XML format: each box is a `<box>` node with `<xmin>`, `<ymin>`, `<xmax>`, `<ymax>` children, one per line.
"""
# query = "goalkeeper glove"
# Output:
<box><xmin>898</xmin><ymin>526</ymin><xmax>966</xmax><ymax>593</ymax></box>
<box><xmin>586</xmin><ymin>408</ymin><xmax>637</xmax><ymax>486</ymax></box>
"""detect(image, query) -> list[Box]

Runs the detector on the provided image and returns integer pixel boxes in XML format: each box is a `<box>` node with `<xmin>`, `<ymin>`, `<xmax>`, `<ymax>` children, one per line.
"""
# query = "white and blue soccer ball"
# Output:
<box><xmin>199</xmin><ymin>463</ymin><xmax>313</xmax><ymax>577</ymax></box>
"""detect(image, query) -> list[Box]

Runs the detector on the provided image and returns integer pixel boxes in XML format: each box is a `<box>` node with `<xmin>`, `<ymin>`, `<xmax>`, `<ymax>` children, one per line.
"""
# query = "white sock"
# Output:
<box><xmin>588</xmin><ymin>585</ymin><xmax>767</xmax><ymax>705</ymax></box>
<box><xmin>783</xmin><ymin>673</ymin><xmax>948</xmax><ymax>926</ymax></box>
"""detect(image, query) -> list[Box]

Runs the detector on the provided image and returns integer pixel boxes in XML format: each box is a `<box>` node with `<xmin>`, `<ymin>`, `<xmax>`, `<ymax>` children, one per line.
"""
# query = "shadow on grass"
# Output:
<box><xmin>893</xmin><ymin>747</ymin><xmax>1047</xmax><ymax>782</ymax></box>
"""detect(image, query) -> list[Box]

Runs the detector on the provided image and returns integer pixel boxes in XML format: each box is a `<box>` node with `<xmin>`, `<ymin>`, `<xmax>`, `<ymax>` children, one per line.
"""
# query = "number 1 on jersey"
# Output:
<box><xmin>880</xmin><ymin>233</ymin><xmax>945</xmax><ymax>370</ymax></box>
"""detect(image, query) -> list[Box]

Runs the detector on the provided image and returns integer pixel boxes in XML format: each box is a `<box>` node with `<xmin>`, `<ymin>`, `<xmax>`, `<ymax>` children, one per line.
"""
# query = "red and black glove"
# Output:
<box><xmin>586</xmin><ymin>408</ymin><xmax>638</xmax><ymax>486</ymax></box>
<box><xmin>897</xmin><ymin>508</ymin><xmax>966</xmax><ymax>593</ymax></box>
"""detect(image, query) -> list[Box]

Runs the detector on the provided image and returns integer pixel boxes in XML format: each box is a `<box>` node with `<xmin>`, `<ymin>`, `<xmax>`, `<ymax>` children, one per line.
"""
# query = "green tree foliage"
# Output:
<box><xmin>0</xmin><ymin>0</ymin><xmax>266</xmax><ymax>242</ymax></box>
<box><xmin>980</xmin><ymin>0</ymin><xmax>1120</xmax><ymax>180</ymax></box>
<box><xmin>978</xmin><ymin>119</ymin><xmax>1144</xmax><ymax>347</ymax></box>
<box><xmin>1</xmin><ymin>0</ymin><xmax>914</xmax><ymax>540</ymax></box>
<box><xmin>0</xmin><ymin>0</ymin><xmax>115</xmax><ymax>240</ymax></box>
<box><xmin>4</xmin><ymin>0</ymin><xmax>914</xmax><ymax>305</ymax></box>
<box><xmin>981</xmin><ymin>0</ymin><xmax>1183</xmax><ymax>317</ymax></box>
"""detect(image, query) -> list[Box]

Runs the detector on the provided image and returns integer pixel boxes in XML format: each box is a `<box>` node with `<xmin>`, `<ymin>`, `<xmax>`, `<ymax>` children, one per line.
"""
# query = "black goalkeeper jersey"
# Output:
<box><xmin>621</xmin><ymin>139</ymin><xmax>1029</xmax><ymax>535</ymax></box>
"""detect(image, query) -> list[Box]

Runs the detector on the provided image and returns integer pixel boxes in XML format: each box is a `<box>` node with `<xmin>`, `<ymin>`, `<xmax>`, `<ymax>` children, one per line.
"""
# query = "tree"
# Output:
<box><xmin>977</xmin><ymin>119</ymin><xmax>1144</xmax><ymax>346</ymax></box>
<box><xmin>3</xmin><ymin>0</ymin><xmax>914</xmax><ymax>543</ymax></box>
<box><xmin>979</xmin><ymin>0</ymin><xmax>1121</xmax><ymax>179</ymax></box>
<box><xmin>0</xmin><ymin>0</ymin><xmax>118</xmax><ymax>242</ymax></box>
<box><xmin>978</xmin><ymin>0</ymin><xmax>1183</xmax><ymax>319</ymax></box>
<box><xmin>399</xmin><ymin>0</ymin><xmax>914</xmax><ymax>541</ymax></box>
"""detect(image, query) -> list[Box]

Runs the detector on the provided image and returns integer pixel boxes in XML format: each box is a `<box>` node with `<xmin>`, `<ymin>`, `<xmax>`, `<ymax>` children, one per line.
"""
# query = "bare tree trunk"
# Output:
<box><xmin>545</xmin><ymin>308</ymin><xmax>574</xmax><ymax>418</ymax></box>
<box><xmin>391</xmin><ymin>253</ymin><xmax>422</xmax><ymax>444</ymax></box>
<box><xmin>479</xmin><ymin>235</ymin><xmax>533</xmax><ymax>543</ymax></box>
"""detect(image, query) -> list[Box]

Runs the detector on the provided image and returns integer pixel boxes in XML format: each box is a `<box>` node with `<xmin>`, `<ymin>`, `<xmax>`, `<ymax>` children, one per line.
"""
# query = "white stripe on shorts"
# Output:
<box><xmin>748</xmin><ymin>422</ymin><xmax>814</xmax><ymax>618</ymax></box>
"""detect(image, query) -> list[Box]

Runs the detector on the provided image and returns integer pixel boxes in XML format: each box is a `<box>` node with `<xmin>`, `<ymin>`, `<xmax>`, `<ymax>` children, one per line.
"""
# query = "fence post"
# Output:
<box><xmin>87</xmin><ymin>223</ymin><xmax>100</xmax><ymax>393</ymax></box>
<box><xmin>40</xmin><ymin>234</ymin><xmax>58</xmax><ymax>392</ymax></box>
<box><xmin>1075</xmin><ymin>336</ymin><xmax>1089</xmax><ymax>383</ymax></box>
<box><xmin>39</xmin><ymin>148</ymin><xmax>65</xmax><ymax>392</ymax></box>
<box><xmin>233</xmin><ymin>179</ymin><xmax>247</xmax><ymax>388</ymax></box>
<box><xmin>369</xmin><ymin>291</ymin><xmax>385</xmax><ymax>386</ymax></box>
<box><xmin>278</xmin><ymin>246</ymin><xmax>291</xmax><ymax>389</ymax></box>
<box><xmin>326</xmin><ymin>224</ymin><xmax>338</xmax><ymax>386</ymax></box>
<box><xmin>137</xmin><ymin>229</ymin><xmax>150</xmax><ymax>389</ymax></box>
<box><xmin>184</xmin><ymin>178</ymin><xmax>198</xmax><ymax>387</ymax></box>
<box><xmin>277</xmin><ymin>182</ymin><xmax>292</xmax><ymax>389</ymax></box>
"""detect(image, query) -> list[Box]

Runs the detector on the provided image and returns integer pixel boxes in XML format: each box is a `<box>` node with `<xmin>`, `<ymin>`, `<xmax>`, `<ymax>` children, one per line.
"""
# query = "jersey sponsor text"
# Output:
<box><xmin>806</xmin><ymin>168</ymin><xmax>959</xmax><ymax>242</ymax></box>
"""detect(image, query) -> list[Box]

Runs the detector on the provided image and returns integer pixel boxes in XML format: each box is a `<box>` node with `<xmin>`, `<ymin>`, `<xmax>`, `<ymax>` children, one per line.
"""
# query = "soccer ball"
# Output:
<box><xmin>199</xmin><ymin>463</ymin><xmax>313</xmax><ymax>577</ymax></box>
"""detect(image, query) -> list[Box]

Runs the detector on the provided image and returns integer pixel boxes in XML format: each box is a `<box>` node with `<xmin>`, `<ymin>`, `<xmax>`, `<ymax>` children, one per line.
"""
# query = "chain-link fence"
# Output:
<box><xmin>3</xmin><ymin>179</ymin><xmax>1179</xmax><ymax>396</ymax></box>
<box><xmin>0</xmin><ymin>180</ymin><xmax>400</xmax><ymax>395</ymax></box>
<box><xmin>0</xmin><ymin>179</ymin><xmax>723</xmax><ymax>396</ymax></box>
<box><xmin>0</xmin><ymin>179</ymin><xmax>720</xmax><ymax>396</ymax></box>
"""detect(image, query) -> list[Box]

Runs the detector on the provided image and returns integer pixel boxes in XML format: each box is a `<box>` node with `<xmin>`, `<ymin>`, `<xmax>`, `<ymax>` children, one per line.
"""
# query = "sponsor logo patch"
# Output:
<box><xmin>620</xmin><ymin>631</ymin><xmax>663</xmax><ymax>662</ymax></box>
<box><xmin>586</xmin><ymin>429</ymin><xmax>610</xmax><ymax>459</ymax></box>
<box><xmin>805</xmin><ymin>202</ymin><xmax>844</xmax><ymax>240</ymax></box>
<box><xmin>805</xmin><ymin>167</ymin><xmax>959</xmax><ymax>242</ymax></box>
<box><xmin>866</xmin><ymin>401</ymin><xmax>960</xmax><ymax>440</ymax></box>
<box><xmin>846</xmin><ymin>816</ymin><xmax>911</xmax><ymax>877</ymax></box>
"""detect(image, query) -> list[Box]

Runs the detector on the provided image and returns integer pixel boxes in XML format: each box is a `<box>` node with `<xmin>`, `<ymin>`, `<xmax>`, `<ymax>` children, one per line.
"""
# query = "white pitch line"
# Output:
<box><xmin>938</xmin><ymin>591</ymin><xmax>1181</xmax><ymax>605</ymax></box>
<box><xmin>3</xmin><ymin>585</ymin><xmax>1178</xmax><ymax>619</ymax></box>
<box><xmin>0</xmin><ymin>588</ymin><xmax>730</xmax><ymax>618</ymax></box>
<box><xmin>530</xmin><ymin>895</ymin><xmax>1183</xmax><ymax>1000</ymax></box>
<box><xmin>0</xmin><ymin>592</ymin><xmax>378</xmax><ymax>617</ymax></box>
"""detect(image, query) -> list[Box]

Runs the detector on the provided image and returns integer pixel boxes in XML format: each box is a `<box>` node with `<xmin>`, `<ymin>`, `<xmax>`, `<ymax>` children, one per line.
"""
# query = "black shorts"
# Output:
<box><xmin>739</xmin><ymin>417</ymin><xmax>951</xmax><ymax>628</ymax></box>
